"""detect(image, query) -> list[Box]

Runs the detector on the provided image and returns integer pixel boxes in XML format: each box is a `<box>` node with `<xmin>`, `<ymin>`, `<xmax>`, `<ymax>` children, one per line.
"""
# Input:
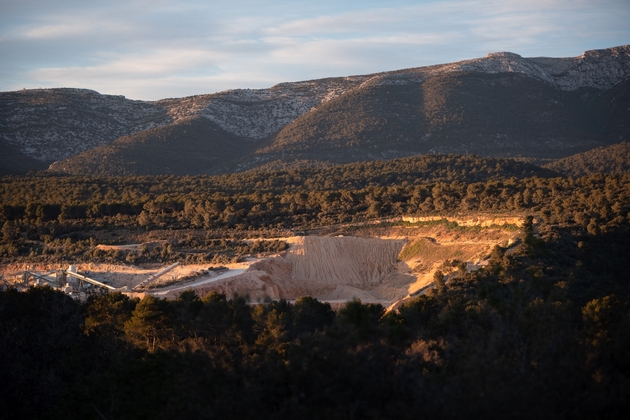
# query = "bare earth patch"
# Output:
<box><xmin>3</xmin><ymin>219</ymin><xmax>519</xmax><ymax>310</ymax></box>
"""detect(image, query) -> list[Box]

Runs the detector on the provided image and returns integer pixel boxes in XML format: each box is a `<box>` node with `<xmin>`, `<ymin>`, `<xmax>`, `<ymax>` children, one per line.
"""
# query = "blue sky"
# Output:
<box><xmin>1</xmin><ymin>0</ymin><xmax>628</xmax><ymax>100</ymax></box>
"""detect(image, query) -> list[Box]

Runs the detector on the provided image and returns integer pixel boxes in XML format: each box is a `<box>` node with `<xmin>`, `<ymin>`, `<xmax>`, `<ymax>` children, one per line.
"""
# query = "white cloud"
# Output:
<box><xmin>31</xmin><ymin>48</ymin><xmax>222</xmax><ymax>79</ymax></box>
<box><xmin>1</xmin><ymin>0</ymin><xmax>629</xmax><ymax>100</ymax></box>
<box><xmin>24</xmin><ymin>23</ymin><xmax>91</xmax><ymax>39</ymax></box>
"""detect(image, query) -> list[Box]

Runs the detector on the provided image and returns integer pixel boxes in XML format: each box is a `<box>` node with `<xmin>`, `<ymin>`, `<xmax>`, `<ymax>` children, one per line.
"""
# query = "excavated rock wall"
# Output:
<box><xmin>285</xmin><ymin>236</ymin><xmax>405</xmax><ymax>288</ymax></box>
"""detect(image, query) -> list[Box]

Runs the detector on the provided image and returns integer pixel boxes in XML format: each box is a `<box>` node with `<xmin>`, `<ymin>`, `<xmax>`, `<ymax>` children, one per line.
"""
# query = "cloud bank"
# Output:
<box><xmin>1</xmin><ymin>0</ymin><xmax>628</xmax><ymax>100</ymax></box>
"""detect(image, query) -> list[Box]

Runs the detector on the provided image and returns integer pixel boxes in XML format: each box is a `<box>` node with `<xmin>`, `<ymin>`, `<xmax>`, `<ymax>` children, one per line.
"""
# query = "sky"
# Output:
<box><xmin>0</xmin><ymin>0</ymin><xmax>628</xmax><ymax>100</ymax></box>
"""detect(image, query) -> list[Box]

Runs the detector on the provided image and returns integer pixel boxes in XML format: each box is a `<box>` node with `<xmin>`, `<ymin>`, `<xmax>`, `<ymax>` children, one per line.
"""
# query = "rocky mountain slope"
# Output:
<box><xmin>0</xmin><ymin>78</ymin><xmax>368</xmax><ymax>171</ymax></box>
<box><xmin>0</xmin><ymin>89</ymin><xmax>171</xmax><ymax>162</ymax></box>
<box><xmin>1</xmin><ymin>45</ymin><xmax>629</xmax><ymax>175</ymax></box>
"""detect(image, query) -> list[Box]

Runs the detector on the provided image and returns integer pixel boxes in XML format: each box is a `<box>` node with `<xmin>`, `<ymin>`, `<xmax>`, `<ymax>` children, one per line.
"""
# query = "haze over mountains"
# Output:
<box><xmin>1</xmin><ymin>45</ymin><xmax>629</xmax><ymax>176</ymax></box>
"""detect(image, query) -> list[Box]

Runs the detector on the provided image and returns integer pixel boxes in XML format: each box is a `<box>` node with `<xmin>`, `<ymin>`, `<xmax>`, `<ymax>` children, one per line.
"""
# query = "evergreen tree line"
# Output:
<box><xmin>3</xmin><ymin>153</ymin><xmax>556</xmax><ymax>203</ymax></box>
<box><xmin>1</xmin><ymin>172</ymin><xmax>629</xmax><ymax>261</ymax></box>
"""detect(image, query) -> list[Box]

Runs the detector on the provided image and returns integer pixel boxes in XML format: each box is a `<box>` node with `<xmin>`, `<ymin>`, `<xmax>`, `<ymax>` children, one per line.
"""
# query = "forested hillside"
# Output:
<box><xmin>48</xmin><ymin>117</ymin><xmax>252</xmax><ymax>176</ymax></box>
<box><xmin>261</xmin><ymin>72</ymin><xmax>624</xmax><ymax>159</ymax></box>
<box><xmin>545</xmin><ymin>141</ymin><xmax>630</xmax><ymax>176</ymax></box>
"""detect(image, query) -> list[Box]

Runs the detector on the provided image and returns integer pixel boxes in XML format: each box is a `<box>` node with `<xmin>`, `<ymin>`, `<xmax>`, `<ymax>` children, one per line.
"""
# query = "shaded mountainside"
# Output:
<box><xmin>49</xmin><ymin>139</ymin><xmax>558</xmax><ymax>180</ymax></box>
<box><xmin>230</xmin><ymin>153</ymin><xmax>558</xmax><ymax>190</ymax></box>
<box><xmin>260</xmin><ymin>72</ymin><xmax>626</xmax><ymax>161</ymax></box>
<box><xmin>0</xmin><ymin>141</ymin><xmax>48</xmax><ymax>175</ymax></box>
<box><xmin>2</xmin><ymin>46</ymin><xmax>630</xmax><ymax>175</ymax></box>
<box><xmin>48</xmin><ymin>117</ymin><xmax>251</xmax><ymax>176</ymax></box>
<box><xmin>544</xmin><ymin>141</ymin><xmax>630</xmax><ymax>176</ymax></box>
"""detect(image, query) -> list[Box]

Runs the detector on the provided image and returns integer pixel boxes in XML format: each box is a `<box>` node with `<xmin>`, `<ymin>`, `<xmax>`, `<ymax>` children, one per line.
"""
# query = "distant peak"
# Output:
<box><xmin>581</xmin><ymin>45</ymin><xmax>630</xmax><ymax>58</ymax></box>
<box><xmin>486</xmin><ymin>52</ymin><xmax>522</xmax><ymax>59</ymax></box>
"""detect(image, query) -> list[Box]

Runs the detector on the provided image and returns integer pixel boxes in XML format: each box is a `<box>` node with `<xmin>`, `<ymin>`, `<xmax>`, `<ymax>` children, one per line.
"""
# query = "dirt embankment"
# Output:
<box><xmin>402</xmin><ymin>215</ymin><xmax>524</xmax><ymax>227</ymax></box>
<box><xmin>95</xmin><ymin>241</ymin><xmax>166</xmax><ymax>254</ymax></box>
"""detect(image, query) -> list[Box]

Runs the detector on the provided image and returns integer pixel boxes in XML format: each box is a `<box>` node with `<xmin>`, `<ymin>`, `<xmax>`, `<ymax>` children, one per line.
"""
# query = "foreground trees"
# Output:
<box><xmin>1</xmin><ymin>224</ymin><xmax>629</xmax><ymax>419</ymax></box>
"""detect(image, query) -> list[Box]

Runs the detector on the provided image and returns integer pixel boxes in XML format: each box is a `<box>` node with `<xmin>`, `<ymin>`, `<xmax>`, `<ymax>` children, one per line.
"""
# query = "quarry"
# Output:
<box><xmin>1</xmin><ymin>217</ymin><xmax>521</xmax><ymax>310</ymax></box>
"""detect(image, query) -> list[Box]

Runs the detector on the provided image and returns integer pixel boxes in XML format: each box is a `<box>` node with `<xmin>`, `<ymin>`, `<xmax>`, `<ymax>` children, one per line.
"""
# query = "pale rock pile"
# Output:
<box><xmin>192</xmin><ymin>271</ymin><xmax>280</xmax><ymax>302</ymax></box>
<box><xmin>187</xmin><ymin>236</ymin><xmax>406</xmax><ymax>303</ymax></box>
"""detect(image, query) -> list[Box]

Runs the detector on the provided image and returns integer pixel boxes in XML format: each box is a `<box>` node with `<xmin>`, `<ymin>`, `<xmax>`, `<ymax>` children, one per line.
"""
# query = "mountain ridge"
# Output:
<box><xmin>1</xmin><ymin>45</ymin><xmax>629</xmax><ymax>175</ymax></box>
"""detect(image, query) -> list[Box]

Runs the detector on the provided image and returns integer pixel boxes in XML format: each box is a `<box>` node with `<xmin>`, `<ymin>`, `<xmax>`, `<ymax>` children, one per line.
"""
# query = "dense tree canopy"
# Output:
<box><xmin>1</xmin><ymin>154</ymin><xmax>628</xmax><ymax>264</ymax></box>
